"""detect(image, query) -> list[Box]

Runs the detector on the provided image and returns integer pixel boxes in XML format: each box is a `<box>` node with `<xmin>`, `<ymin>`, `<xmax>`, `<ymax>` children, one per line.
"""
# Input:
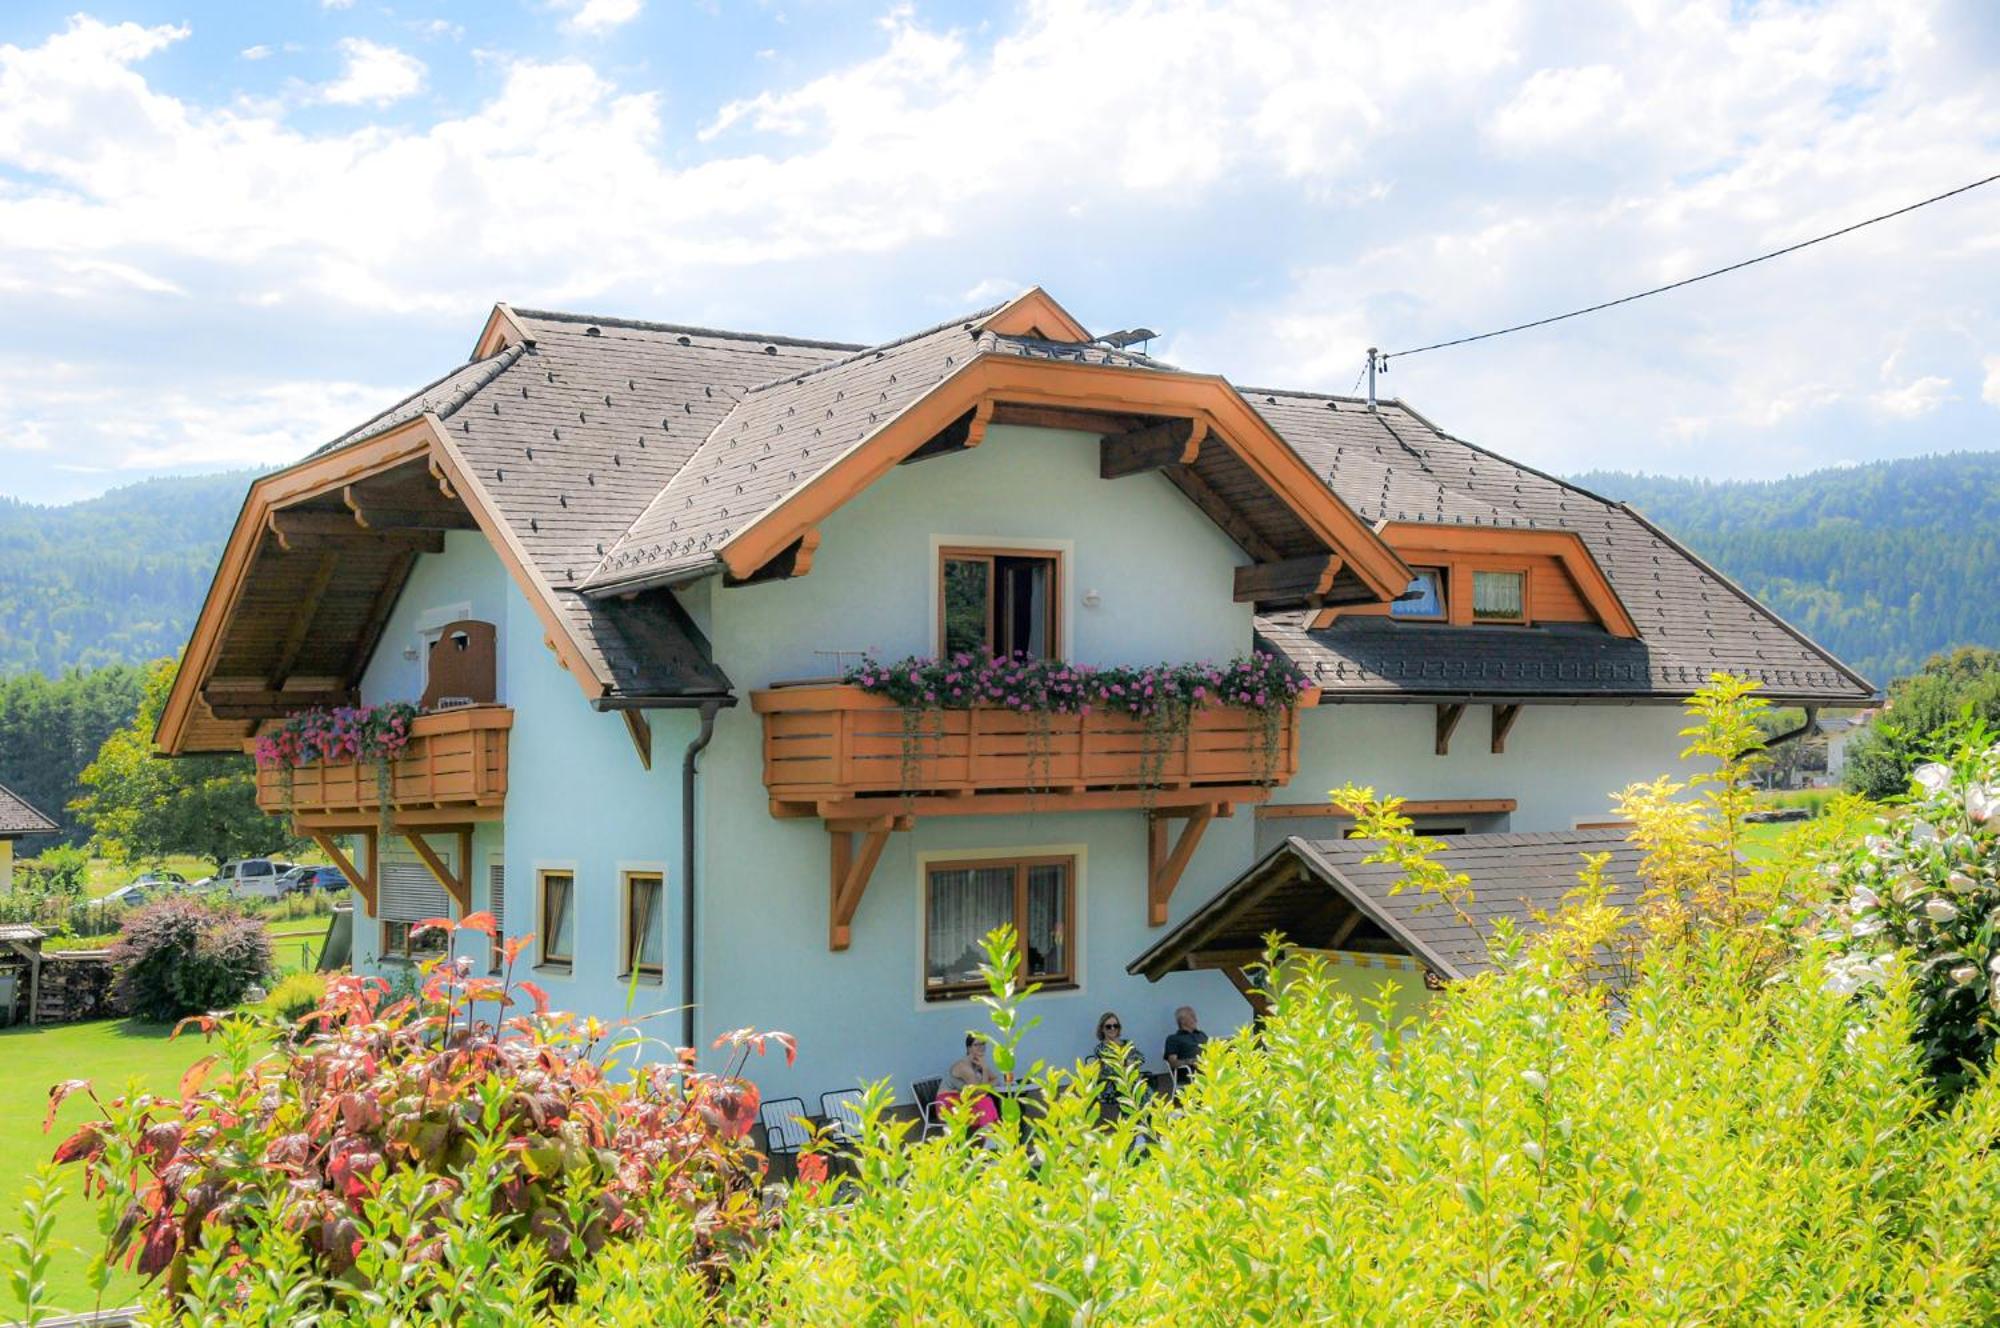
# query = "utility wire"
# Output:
<box><xmin>1380</xmin><ymin>171</ymin><xmax>2000</xmax><ymax>363</ymax></box>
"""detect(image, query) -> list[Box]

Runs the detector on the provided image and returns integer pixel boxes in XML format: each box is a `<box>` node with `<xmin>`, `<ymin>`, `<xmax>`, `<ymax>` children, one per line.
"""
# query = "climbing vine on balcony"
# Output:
<box><xmin>845</xmin><ymin>651</ymin><xmax>1311</xmax><ymax>796</ymax></box>
<box><xmin>253</xmin><ymin>702</ymin><xmax>420</xmax><ymax>838</ymax></box>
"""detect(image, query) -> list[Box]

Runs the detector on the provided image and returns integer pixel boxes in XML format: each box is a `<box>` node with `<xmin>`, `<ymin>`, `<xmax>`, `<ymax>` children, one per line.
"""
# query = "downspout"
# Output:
<box><xmin>1766</xmin><ymin>705</ymin><xmax>1820</xmax><ymax>748</ymax></box>
<box><xmin>680</xmin><ymin>702</ymin><xmax>722</xmax><ymax>1052</ymax></box>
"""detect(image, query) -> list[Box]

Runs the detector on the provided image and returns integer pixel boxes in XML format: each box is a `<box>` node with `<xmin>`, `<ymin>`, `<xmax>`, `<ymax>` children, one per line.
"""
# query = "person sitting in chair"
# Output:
<box><xmin>1164</xmin><ymin>1005</ymin><xmax>1209</xmax><ymax>1077</ymax></box>
<box><xmin>941</xmin><ymin>1033</ymin><xmax>1000</xmax><ymax>1130</ymax></box>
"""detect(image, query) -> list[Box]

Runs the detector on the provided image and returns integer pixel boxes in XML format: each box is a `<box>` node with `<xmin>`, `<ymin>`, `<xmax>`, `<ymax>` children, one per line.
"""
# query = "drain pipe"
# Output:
<box><xmin>680</xmin><ymin>701</ymin><xmax>722</xmax><ymax>1052</ymax></box>
<box><xmin>1765</xmin><ymin>705</ymin><xmax>1820</xmax><ymax>748</ymax></box>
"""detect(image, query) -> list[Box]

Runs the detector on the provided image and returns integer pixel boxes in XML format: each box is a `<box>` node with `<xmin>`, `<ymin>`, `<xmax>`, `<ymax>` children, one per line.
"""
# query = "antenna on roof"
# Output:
<box><xmin>1365</xmin><ymin>348</ymin><xmax>1384</xmax><ymax>412</ymax></box>
<box><xmin>1094</xmin><ymin>327</ymin><xmax>1159</xmax><ymax>353</ymax></box>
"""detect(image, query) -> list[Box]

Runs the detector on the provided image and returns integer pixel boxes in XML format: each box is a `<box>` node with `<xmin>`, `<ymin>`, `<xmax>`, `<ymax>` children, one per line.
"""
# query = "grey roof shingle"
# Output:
<box><xmin>1246</xmin><ymin>391</ymin><xmax>1873</xmax><ymax>703</ymax></box>
<box><xmin>300</xmin><ymin>300</ymin><xmax>1871</xmax><ymax>706</ymax></box>
<box><xmin>0</xmin><ymin>784</ymin><xmax>58</xmax><ymax>838</ymax></box>
<box><xmin>1130</xmin><ymin>828</ymin><xmax>1644</xmax><ymax>982</ymax></box>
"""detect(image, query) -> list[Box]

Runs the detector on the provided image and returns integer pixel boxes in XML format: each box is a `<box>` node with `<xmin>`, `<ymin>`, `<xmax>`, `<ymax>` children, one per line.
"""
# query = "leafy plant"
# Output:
<box><xmin>50</xmin><ymin>914</ymin><xmax>789</xmax><ymax>1313</ymax></box>
<box><xmin>1823</xmin><ymin>726</ymin><xmax>2000</xmax><ymax>1100</ymax></box>
<box><xmin>106</xmin><ymin>895</ymin><xmax>272</xmax><ymax>1021</ymax></box>
<box><xmin>261</xmin><ymin>971</ymin><xmax>327</xmax><ymax>1024</ymax></box>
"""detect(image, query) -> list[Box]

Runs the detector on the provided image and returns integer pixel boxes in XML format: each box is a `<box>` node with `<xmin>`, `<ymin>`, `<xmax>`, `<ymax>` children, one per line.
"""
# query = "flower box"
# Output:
<box><xmin>245</xmin><ymin>706</ymin><xmax>512</xmax><ymax>822</ymax></box>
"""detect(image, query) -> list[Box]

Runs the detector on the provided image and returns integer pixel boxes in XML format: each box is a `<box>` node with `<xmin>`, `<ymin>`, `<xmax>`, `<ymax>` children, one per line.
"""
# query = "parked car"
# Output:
<box><xmin>218</xmin><ymin>858</ymin><xmax>290</xmax><ymax>899</ymax></box>
<box><xmin>124</xmin><ymin>870</ymin><xmax>189</xmax><ymax>892</ymax></box>
<box><xmin>102</xmin><ymin>882</ymin><xmax>155</xmax><ymax>907</ymax></box>
<box><xmin>278</xmin><ymin>864</ymin><xmax>347</xmax><ymax>895</ymax></box>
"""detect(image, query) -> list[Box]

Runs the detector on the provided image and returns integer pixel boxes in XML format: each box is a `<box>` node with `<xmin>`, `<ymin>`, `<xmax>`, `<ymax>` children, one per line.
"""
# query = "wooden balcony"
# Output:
<box><xmin>245</xmin><ymin>705</ymin><xmax>512</xmax><ymax>830</ymax></box>
<box><xmin>755</xmin><ymin>683</ymin><xmax>1313</xmax><ymax>948</ymax></box>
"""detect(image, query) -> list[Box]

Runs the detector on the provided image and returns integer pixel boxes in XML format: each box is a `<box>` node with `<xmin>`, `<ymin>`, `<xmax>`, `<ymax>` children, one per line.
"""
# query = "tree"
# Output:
<box><xmin>0</xmin><ymin>663</ymin><xmax>145</xmax><ymax>846</ymax></box>
<box><xmin>1842</xmin><ymin>646</ymin><xmax>2000</xmax><ymax>801</ymax></box>
<box><xmin>70</xmin><ymin>659</ymin><xmax>300</xmax><ymax>871</ymax></box>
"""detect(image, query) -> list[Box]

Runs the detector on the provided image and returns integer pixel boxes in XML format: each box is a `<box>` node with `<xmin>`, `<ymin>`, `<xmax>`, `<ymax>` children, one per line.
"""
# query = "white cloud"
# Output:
<box><xmin>0</xmin><ymin>3</ymin><xmax>1997</xmax><ymax>495</ymax></box>
<box><xmin>241</xmin><ymin>44</ymin><xmax>273</xmax><ymax>61</ymax></box>
<box><xmin>1982</xmin><ymin>356</ymin><xmax>2000</xmax><ymax>409</ymax></box>
<box><xmin>321</xmin><ymin>0</ymin><xmax>355</xmax><ymax>9</ymax></box>
<box><xmin>318</xmin><ymin>38</ymin><xmax>425</xmax><ymax>107</ymax></box>
<box><xmin>553</xmin><ymin>0</ymin><xmax>645</xmax><ymax>35</ymax></box>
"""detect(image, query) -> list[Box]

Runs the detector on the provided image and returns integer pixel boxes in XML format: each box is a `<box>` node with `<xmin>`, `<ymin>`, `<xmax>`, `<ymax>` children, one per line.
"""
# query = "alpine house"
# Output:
<box><xmin>156</xmin><ymin>288</ymin><xmax>1872</xmax><ymax>1097</ymax></box>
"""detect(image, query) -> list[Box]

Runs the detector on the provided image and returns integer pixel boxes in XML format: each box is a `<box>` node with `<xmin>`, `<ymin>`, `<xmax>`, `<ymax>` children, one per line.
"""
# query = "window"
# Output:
<box><xmin>924</xmin><ymin>855</ymin><xmax>1073</xmax><ymax>1000</ymax></box>
<box><xmin>1471</xmin><ymin>570</ymin><xmax>1526</xmax><ymax>623</ymax></box>
<box><xmin>487</xmin><ymin>861</ymin><xmax>506</xmax><ymax>973</ymax></box>
<box><xmin>381</xmin><ymin>920</ymin><xmax>447</xmax><ymax>960</ymax></box>
<box><xmin>939</xmin><ymin>548</ymin><xmax>1060</xmax><ymax>659</ymax></box>
<box><xmin>622</xmin><ymin>872</ymin><xmax>665</xmax><ymax>981</ymax></box>
<box><xmin>538</xmin><ymin>870</ymin><xmax>575</xmax><ymax>968</ymax></box>
<box><xmin>1390</xmin><ymin>567</ymin><xmax>1446</xmax><ymax>620</ymax></box>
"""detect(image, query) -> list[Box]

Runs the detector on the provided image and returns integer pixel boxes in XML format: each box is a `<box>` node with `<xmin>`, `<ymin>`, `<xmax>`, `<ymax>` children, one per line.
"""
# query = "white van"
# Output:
<box><xmin>218</xmin><ymin>858</ymin><xmax>288</xmax><ymax>900</ymax></box>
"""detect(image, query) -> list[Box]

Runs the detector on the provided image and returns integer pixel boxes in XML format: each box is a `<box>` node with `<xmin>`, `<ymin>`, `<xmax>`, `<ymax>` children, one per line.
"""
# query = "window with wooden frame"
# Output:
<box><xmin>939</xmin><ymin>547</ymin><xmax>1061</xmax><ymax>660</ymax></box>
<box><xmin>538</xmin><ymin>870</ymin><xmax>576</xmax><ymax>969</ymax></box>
<box><xmin>1390</xmin><ymin>566</ymin><xmax>1447</xmax><ymax>620</ymax></box>
<box><xmin>924</xmin><ymin>855</ymin><xmax>1074</xmax><ymax>1001</ymax></box>
<box><xmin>1470</xmin><ymin>569</ymin><xmax>1528</xmax><ymax>623</ymax></box>
<box><xmin>381</xmin><ymin>920</ymin><xmax>448</xmax><ymax>960</ymax></box>
<box><xmin>621</xmin><ymin>871</ymin><xmax>665</xmax><ymax>982</ymax></box>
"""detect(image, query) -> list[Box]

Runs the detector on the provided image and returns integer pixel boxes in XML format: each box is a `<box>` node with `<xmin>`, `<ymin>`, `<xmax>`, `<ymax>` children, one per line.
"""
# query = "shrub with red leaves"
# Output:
<box><xmin>50</xmin><ymin>913</ymin><xmax>793</xmax><ymax>1305</ymax></box>
<box><xmin>108</xmin><ymin>894</ymin><xmax>273</xmax><ymax>1021</ymax></box>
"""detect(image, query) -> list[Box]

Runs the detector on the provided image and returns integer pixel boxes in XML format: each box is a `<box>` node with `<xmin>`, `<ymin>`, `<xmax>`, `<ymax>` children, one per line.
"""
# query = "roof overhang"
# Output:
<box><xmin>673</xmin><ymin>352</ymin><xmax>1411</xmax><ymax>604</ymax></box>
<box><xmin>155</xmin><ymin>413</ymin><xmax>616</xmax><ymax>755</ymax></box>
<box><xmin>1127</xmin><ymin>836</ymin><xmax>1465</xmax><ymax>983</ymax></box>
<box><xmin>470</xmin><ymin>303</ymin><xmax>534</xmax><ymax>360</ymax></box>
<box><xmin>977</xmin><ymin>287</ymin><xmax>1093</xmax><ymax>342</ymax></box>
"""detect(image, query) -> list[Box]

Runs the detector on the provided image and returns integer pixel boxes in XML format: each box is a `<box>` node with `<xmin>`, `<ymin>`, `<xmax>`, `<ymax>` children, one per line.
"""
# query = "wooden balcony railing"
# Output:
<box><xmin>245</xmin><ymin>705</ymin><xmax>512</xmax><ymax>829</ymax></box>
<box><xmin>754</xmin><ymin>684</ymin><xmax>1304</xmax><ymax>818</ymax></box>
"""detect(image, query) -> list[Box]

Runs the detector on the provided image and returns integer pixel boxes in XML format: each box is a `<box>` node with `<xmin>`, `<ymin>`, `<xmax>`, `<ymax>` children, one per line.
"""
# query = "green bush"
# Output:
<box><xmin>260</xmin><ymin>971</ymin><xmax>326</xmax><ymax>1023</ymax></box>
<box><xmin>106</xmin><ymin>895</ymin><xmax>272</xmax><ymax>1021</ymax></box>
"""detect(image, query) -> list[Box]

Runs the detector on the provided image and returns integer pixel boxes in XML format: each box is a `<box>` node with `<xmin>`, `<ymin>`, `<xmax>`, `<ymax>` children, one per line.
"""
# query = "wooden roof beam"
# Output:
<box><xmin>202</xmin><ymin>685</ymin><xmax>356</xmax><ymax>720</ymax></box>
<box><xmin>1100</xmin><ymin>418</ymin><xmax>1204</xmax><ymax>479</ymax></box>
<box><xmin>341</xmin><ymin>484</ymin><xmax>478</xmax><ymax>532</ymax></box>
<box><xmin>267</xmin><ymin>553</ymin><xmax>338</xmax><ymax>690</ymax></box>
<box><xmin>1163</xmin><ymin>465</ymin><xmax>1283</xmax><ymax>564</ymax></box>
<box><xmin>1234</xmin><ymin>554</ymin><xmax>1342</xmax><ymax>606</ymax></box>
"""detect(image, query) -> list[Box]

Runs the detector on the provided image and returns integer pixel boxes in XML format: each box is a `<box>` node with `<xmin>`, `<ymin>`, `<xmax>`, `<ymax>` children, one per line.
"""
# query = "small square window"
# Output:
<box><xmin>1391</xmin><ymin>568</ymin><xmax>1446</xmax><ymax>620</ymax></box>
<box><xmin>539</xmin><ymin>871</ymin><xmax>575</xmax><ymax>968</ymax></box>
<box><xmin>940</xmin><ymin>549</ymin><xmax>1060</xmax><ymax>659</ymax></box>
<box><xmin>382</xmin><ymin>920</ymin><xmax>446</xmax><ymax>960</ymax></box>
<box><xmin>623</xmin><ymin>872</ymin><xmax>665</xmax><ymax>980</ymax></box>
<box><xmin>1472</xmin><ymin>570</ymin><xmax>1526</xmax><ymax>623</ymax></box>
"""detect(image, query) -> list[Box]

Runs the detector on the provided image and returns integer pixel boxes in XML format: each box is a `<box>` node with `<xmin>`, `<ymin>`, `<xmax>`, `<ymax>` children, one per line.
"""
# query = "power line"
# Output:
<box><xmin>1379</xmin><ymin>171</ymin><xmax>2000</xmax><ymax>364</ymax></box>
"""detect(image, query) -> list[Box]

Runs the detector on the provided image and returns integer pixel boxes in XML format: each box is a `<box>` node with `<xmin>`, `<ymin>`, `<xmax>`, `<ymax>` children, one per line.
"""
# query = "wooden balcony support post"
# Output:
<box><xmin>1435</xmin><ymin>703</ymin><xmax>1465</xmax><ymax>757</ymax></box>
<box><xmin>403</xmin><ymin>827</ymin><xmax>474</xmax><ymax>913</ymax></box>
<box><xmin>827</xmin><ymin>815</ymin><xmax>910</xmax><ymax>951</ymax></box>
<box><xmin>1491</xmin><ymin>704</ymin><xmax>1522</xmax><ymax>754</ymax></box>
<box><xmin>1147</xmin><ymin>804</ymin><xmax>1216</xmax><ymax>927</ymax></box>
<box><xmin>311</xmin><ymin>828</ymin><xmax>377</xmax><ymax>913</ymax></box>
<box><xmin>622</xmin><ymin>710</ymin><xmax>653</xmax><ymax>771</ymax></box>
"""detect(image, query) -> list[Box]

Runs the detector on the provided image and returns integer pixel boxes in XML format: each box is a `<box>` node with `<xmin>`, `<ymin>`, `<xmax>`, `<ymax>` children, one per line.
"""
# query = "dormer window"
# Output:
<box><xmin>1390</xmin><ymin>567</ymin><xmax>1446</xmax><ymax>620</ymax></box>
<box><xmin>940</xmin><ymin>547</ymin><xmax>1060</xmax><ymax>659</ymax></box>
<box><xmin>1471</xmin><ymin>570</ymin><xmax>1527</xmax><ymax>623</ymax></box>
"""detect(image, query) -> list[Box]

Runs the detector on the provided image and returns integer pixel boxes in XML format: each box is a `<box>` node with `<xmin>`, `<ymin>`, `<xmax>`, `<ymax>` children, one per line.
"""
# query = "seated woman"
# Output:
<box><xmin>938</xmin><ymin>1033</ymin><xmax>1000</xmax><ymax>1130</ymax></box>
<box><xmin>1091</xmin><ymin>1012</ymin><xmax>1147</xmax><ymax>1109</ymax></box>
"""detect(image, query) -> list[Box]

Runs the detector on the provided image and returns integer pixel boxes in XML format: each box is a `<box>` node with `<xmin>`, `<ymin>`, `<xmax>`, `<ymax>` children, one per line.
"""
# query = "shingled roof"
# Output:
<box><xmin>276</xmin><ymin>291</ymin><xmax>1868</xmax><ymax>708</ymax></box>
<box><xmin>1130</xmin><ymin>829</ymin><xmax>1646</xmax><ymax>983</ymax></box>
<box><xmin>1244</xmin><ymin>391</ymin><xmax>1874</xmax><ymax>703</ymax></box>
<box><xmin>0</xmin><ymin>784</ymin><xmax>58</xmax><ymax>839</ymax></box>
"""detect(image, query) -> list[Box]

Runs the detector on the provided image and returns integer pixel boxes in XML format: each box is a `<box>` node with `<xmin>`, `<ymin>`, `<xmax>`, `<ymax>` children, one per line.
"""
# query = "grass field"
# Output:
<box><xmin>0</xmin><ymin>1018</ymin><xmax>218</xmax><ymax>1314</ymax></box>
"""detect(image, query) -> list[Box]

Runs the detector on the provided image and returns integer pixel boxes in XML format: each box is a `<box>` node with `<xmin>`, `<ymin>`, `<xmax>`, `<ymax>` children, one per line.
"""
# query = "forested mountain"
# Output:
<box><xmin>0</xmin><ymin>471</ymin><xmax>255</xmax><ymax>676</ymax></box>
<box><xmin>1574</xmin><ymin>451</ymin><xmax>2000</xmax><ymax>689</ymax></box>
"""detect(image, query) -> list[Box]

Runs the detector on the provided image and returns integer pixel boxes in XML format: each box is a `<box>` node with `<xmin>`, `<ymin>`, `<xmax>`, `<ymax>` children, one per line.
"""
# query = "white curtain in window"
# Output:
<box><xmin>1025</xmin><ymin>862</ymin><xmax>1068</xmax><ymax>978</ymax></box>
<box><xmin>1472</xmin><ymin>571</ymin><xmax>1524</xmax><ymax>619</ymax></box>
<box><xmin>631</xmin><ymin>877</ymin><xmax>664</xmax><ymax>970</ymax></box>
<box><xmin>544</xmin><ymin>876</ymin><xmax>575</xmax><ymax>959</ymax></box>
<box><xmin>927</xmin><ymin>866</ymin><xmax>1013</xmax><ymax>986</ymax></box>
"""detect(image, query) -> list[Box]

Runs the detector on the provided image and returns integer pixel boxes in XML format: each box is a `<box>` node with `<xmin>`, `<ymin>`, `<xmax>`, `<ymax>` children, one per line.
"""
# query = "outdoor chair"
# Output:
<box><xmin>820</xmin><ymin>1088</ymin><xmax>868</xmax><ymax>1148</ymax></box>
<box><xmin>758</xmin><ymin>1096</ymin><xmax>810</xmax><ymax>1181</ymax></box>
<box><xmin>912</xmin><ymin>1077</ymin><xmax>946</xmax><ymax>1140</ymax></box>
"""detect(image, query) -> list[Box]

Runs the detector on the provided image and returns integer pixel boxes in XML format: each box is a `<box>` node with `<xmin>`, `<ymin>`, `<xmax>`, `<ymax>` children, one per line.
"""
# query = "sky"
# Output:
<box><xmin>0</xmin><ymin>0</ymin><xmax>1996</xmax><ymax>505</ymax></box>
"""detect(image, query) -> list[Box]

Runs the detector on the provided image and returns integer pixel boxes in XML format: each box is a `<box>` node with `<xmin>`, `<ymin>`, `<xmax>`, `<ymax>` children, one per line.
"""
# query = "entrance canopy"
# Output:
<box><xmin>1129</xmin><ymin>829</ymin><xmax>1645</xmax><ymax>987</ymax></box>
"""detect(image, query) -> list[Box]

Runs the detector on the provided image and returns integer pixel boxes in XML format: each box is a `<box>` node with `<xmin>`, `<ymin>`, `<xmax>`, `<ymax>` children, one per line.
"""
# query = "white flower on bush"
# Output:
<box><xmin>1966</xmin><ymin>786</ymin><xmax>1999</xmax><ymax>827</ymax></box>
<box><xmin>1924</xmin><ymin>898</ymin><xmax>1961</xmax><ymax>924</ymax></box>
<box><xmin>1824</xmin><ymin>952</ymin><xmax>1895</xmax><ymax>998</ymax></box>
<box><xmin>1952</xmin><ymin>964</ymin><xmax>1982</xmax><ymax>987</ymax></box>
<box><xmin>1849</xmin><ymin>884</ymin><xmax>1881</xmax><ymax>912</ymax></box>
<box><xmin>1948</xmin><ymin>871</ymin><xmax>1976</xmax><ymax>892</ymax></box>
<box><xmin>1914</xmin><ymin>763</ymin><xmax>1952</xmax><ymax>794</ymax></box>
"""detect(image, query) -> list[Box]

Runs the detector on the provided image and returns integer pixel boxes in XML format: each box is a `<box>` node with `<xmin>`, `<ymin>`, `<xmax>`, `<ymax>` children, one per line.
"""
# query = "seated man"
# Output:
<box><xmin>1163</xmin><ymin>1005</ymin><xmax>1209</xmax><ymax>1078</ymax></box>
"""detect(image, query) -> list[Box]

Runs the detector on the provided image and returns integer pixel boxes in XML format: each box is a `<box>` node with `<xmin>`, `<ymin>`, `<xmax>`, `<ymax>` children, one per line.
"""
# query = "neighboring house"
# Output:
<box><xmin>153</xmin><ymin>288</ymin><xmax>1872</xmax><ymax>1099</ymax></box>
<box><xmin>1820</xmin><ymin>709</ymin><xmax>1879</xmax><ymax>782</ymax></box>
<box><xmin>0</xmin><ymin>784</ymin><xmax>59</xmax><ymax>893</ymax></box>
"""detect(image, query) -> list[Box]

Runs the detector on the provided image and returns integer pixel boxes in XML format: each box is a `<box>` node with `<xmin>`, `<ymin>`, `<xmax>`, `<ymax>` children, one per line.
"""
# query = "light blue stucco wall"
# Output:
<box><xmin>697</xmin><ymin>424</ymin><xmax>1258</xmax><ymax>1100</ymax></box>
<box><xmin>349</xmin><ymin>531</ymin><xmax>691</xmax><ymax>1016</ymax></box>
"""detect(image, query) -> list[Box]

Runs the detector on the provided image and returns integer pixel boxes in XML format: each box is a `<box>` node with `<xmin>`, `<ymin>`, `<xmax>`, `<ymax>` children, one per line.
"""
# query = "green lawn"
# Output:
<box><xmin>0</xmin><ymin>1017</ymin><xmax>217</xmax><ymax>1314</ymax></box>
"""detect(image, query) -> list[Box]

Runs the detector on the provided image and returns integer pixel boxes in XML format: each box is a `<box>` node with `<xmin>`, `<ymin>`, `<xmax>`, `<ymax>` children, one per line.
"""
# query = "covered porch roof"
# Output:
<box><xmin>1129</xmin><ymin>828</ymin><xmax>1645</xmax><ymax>985</ymax></box>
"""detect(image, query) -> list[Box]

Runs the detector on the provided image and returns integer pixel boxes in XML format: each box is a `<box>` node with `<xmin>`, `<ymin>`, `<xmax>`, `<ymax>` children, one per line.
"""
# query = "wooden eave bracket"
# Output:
<box><xmin>622</xmin><ymin>710</ymin><xmax>653</xmax><ymax>771</ymax></box>
<box><xmin>828</xmin><ymin>816</ymin><xmax>911</xmax><ymax>950</ymax></box>
<box><xmin>1100</xmin><ymin>417</ymin><xmax>1205</xmax><ymax>479</ymax></box>
<box><xmin>1491</xmin><ymin>704</ymin><xmax>1522</xmax><ymax>754</ymax></box>
<box><xmin>1435</xmin><ymin>703</ymin><xmax>1465</xmax><ymax>757</ymax></box>
<box><xmin>311</xmin><ymin>829</ymin><xmax>377</xmax><ymax>913</ymax></box>
<box><xmin>1147</xmin><ymin>804</ymin><xmax>1217</xmax><ymax>927</ymax></box>
<box><xmin>404</xmin><ymin>827</ymin><xmax>474</xmax><ymax>913</ymax></box>
<box><xmin>1234</xmin><ymin>554</ymin><xmax>1342</xmax><ymax>607</ymax></box>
